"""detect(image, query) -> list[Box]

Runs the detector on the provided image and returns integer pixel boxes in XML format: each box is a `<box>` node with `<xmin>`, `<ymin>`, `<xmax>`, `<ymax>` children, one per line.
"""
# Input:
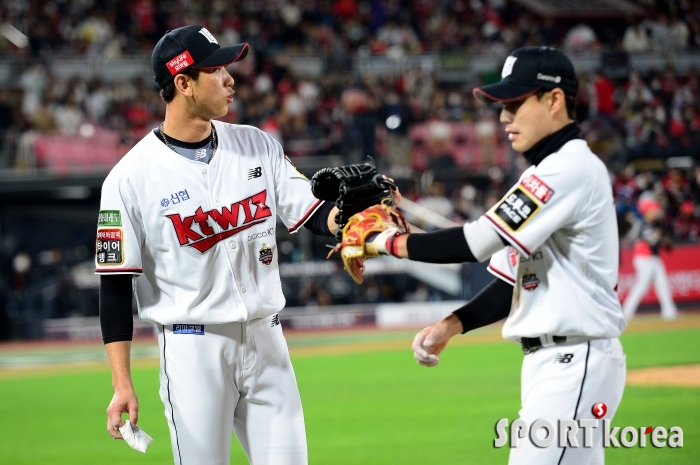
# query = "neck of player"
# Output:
<box><xmin>162</xmin><ymin>108</ymin><xmax>212</xmax><ymax>142</ymax></box>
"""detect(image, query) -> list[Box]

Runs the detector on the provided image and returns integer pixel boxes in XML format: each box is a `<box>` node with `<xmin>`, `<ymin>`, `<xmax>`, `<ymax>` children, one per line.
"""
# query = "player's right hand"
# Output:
<box><xmin>106</xmin><ymin>387</ymin><xmax>139</xmax><ymax>440</ymax></box>
<box><xmin>412</xmin><ymin>315</ymin><xmax>462</xmax><ymax>367</ymax></box>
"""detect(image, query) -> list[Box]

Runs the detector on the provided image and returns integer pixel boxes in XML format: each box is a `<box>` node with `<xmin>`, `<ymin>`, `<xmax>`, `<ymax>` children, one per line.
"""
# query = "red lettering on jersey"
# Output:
<box><xmin>168</xmin><ymin>190</ymin><xmax>273</xmax><ymax>252</ymax></box>
<box><xmin>209</xmin><ymin>203</ymin><xmax>241</xmax><ymax>230</ymax></box>
<box><xmin>167</xmin><ymin>214</ymin><xmax>204</xmax><ymax>245</ymax></box>
<box><xmin>193</xmin><ymin>207</ymin><xmax>214</xmax><ymax>236</ymax></box>
<box><xmin>520</xmin><ymin>175</ymin><xmax>554</xmax><ymax>203</ymax></box>
<box><xmin>251</xmin><ymin>190</ymin><xmax>271</xmax><ymax>219</ymax></box>
<box><xmin>508</xmin><ymin>247</ymin><xmax>518</xmax><ymax>267</ymax></box>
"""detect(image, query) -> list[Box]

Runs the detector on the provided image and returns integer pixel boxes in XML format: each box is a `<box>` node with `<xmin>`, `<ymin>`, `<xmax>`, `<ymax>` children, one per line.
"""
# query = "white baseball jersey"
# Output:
<box><xmin>95</xmin><ymin>120</ymin><xmax>322</xmax><ymax>325</ymax></box>
<box><xmin>484</xmin><ymin>139</ymin><xmax>627</xmax><ymax>341</ymax></box>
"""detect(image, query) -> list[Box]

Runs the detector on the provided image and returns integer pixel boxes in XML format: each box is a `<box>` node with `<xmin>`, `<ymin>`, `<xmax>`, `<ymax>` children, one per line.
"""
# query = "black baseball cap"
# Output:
<box><xmin>473</xmin><ymin>46</ymin><xmax>578</xmax><ymax>103</ymax></box>
<box><xmin>152</xmin><ymin>25</ymin><xmax>249</xmax><ymax>89</ymax></box>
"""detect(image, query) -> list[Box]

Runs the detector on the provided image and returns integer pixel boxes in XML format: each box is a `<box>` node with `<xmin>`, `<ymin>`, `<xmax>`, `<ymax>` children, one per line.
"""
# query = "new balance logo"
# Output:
<box><xmin>271</xmin><ymin>314</ymin><xmax>280</xmax><ymax>327</ymax></box>
<box><xmin>554</xmin><ymin>353</ymin><xmax>574</xmax><ymax>364</ymax></box>
<box><xmin>248</xmin><ymin>167</ymin><xmax>262</xmax><ymax>179</ymax></box>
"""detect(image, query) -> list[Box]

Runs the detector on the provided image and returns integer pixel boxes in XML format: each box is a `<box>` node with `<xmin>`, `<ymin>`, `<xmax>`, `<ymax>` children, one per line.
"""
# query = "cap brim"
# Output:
<box><xmin>473</xmin><ymin>82</ymin><xmax>540</xmax><ymax>103</ymax></box>
<box><xmin>194</xmin><ymin>43</ymin><xmax>250</xmax><ymax>69</ymax></box>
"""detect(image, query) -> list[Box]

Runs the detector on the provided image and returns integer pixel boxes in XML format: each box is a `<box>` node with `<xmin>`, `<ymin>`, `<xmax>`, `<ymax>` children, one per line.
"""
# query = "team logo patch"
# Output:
<box><xmin>554</xmin><ymin>353</ymin><xmax>574</xmax><ymax>363</ymax></box>
<box><xmin>98</xmin><ymin>210</ymin><xmax>122</xmax><ymax>226</ymax></box>
<box><xmin>501</xmin><ymin>56</ymin><xmax>517</xmax><ymax>78</ymax></box>
<box><xmin>173</xmin><ymin>324</ymin><xmax>204</xmax><ymax>335</ymax></box>
<box><xmin>494</xmin><ymin>187</ymin><xmax>539</xmax><ymax>231</ymax></box>
<box><xmin>166</xmin><ymin>189</ymin><xmax>272</xmax><ymax>253</ymax></box>
<box><xmin>166</xmin><ymin>51</ymin><xmax>194</xmax><ymax>75</ymax></box>
<box><xmin>521</xmin><ymin>269</ymin><xmax>540</xmax><ymax>291</ymax></box>
<box><xmin>248</xmin><ymin>167</ymin><xmax>262</xmax><ymax>179</ymax></box>
<box><xmin>96</xmin><ymin>228</ymin><xmax>124</xmax><ymax>265</ymax></box>
<box><xmin>198</xmin><ymin>27</ymin><xmax>218</xmax><ymax>44</ymax></box>
<box><xmin>520</xmin><ymin>174</ymin><xmax>554</xmax><ymax>203</ymax></box>
<box><xmin>259</xmin><ymin>242</ymin><xmax>273</xmax><ymax>266</ymax></box>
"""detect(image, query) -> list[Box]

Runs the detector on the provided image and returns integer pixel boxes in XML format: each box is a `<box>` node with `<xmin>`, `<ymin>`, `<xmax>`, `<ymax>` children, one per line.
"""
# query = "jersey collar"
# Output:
<box><xmin>523</xmin><ymin>122</ymin><xmax>581</xmax><ymax>166</ymax></box>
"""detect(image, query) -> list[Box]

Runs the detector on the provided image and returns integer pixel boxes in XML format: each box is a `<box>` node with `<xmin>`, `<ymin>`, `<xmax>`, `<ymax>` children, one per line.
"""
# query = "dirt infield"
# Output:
<box><xmin>627</xmin><ymin>364</ymin><xmax>700</xmax><ymax>387</ymax></box>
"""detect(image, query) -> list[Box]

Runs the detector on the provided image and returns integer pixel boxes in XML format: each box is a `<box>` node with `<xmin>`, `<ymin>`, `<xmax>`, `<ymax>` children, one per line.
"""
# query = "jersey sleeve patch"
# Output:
<box><xmin>520</xmin><ymin>174</ymin><xmax>554</xmax><ymax>203</ymax></box>
<box><xmin>96</xmin><ymin>228</ymin><xmax>124</xmax><ymax>265</ymax></box>
<box><xmin>98</xmin><ymin>210</ymin><xmax>122</xmax><ymax>226</ymax></box>
<box><xmin>492</xmin><ymin>187</ymin><xmax>539</xmax><ymax>231</ymax></box>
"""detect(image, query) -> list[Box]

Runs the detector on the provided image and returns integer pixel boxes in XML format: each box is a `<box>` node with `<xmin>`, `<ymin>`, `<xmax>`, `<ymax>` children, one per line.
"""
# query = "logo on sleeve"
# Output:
<box><xmin>98</xmin><ymin>210</ymin><xmax>122</xmax><ymax>226</ymax></box>
<box><xmin>96</xmin><ymin>228</ymin><xmax>124</xmax><ymax>265</ymax></box>
<box><xmin>166</xmin><ymin>190</ymin><xmax>272</xmax><ymax>253</ymax></box>
<box><xmin>520</xmin><ymin>175</ymin><xmax>554</xmax><ymax>203</ymax></box>
<box><xmin>494</xmin><ymin>187</ymin><xmax>539</xmax><ymax>231</ymax></box>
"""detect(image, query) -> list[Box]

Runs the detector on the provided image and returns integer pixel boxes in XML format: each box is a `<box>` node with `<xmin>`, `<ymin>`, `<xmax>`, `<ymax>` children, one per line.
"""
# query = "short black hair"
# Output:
<box><xmin>158</xmin><ymin>68</ymin><xmax>201</xmax><ymax>103</ymax></box>
<box><xmin>536</xmin><ymin>89</ymin><xmax>577</xmax><ymax>121</ymax></box>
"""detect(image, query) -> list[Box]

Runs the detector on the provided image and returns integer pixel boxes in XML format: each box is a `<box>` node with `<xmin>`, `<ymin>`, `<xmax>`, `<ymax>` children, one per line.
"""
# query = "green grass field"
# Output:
<box><xmin>0</xmin><ymin>318</ymin><xmax>698</xmax><ymax>464</ymax></box>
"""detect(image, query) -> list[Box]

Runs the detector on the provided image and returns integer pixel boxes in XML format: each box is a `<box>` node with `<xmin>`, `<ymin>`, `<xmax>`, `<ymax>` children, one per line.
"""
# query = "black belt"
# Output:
<box><xmin>520</xmin><ymin>335</ymin><xmax>567</xmax><ymax>354</ymax></box>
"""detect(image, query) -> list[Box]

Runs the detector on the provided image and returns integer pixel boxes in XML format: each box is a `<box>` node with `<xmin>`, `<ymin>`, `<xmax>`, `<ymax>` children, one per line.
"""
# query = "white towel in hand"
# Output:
<box><xmin>118</xmin><ymin>420</ymin><xmax>153</xmax><ymax>453</ymax></box>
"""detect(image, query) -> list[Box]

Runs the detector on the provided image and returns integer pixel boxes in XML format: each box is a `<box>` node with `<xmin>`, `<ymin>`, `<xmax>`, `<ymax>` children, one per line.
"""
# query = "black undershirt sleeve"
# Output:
<box><xmin>303</xmin><ymin>201</ymin><xmax>335</xmax><ymax>236</ymax></box>
<box><xmin>100</xmin><ymin>275</ymin><xmax>134</xmax><ymax>344</ymax></box>
<box><xmin>406</xmin><ymin>227</ymin><xmax>476</xmax><ymax>263</ymax></box>
<box><xmin>406</xmin><ymin>227</ymin><xmax>509</xmax><ymax>264</ymax></box>
<box><xmin>453</xmin><ymin>278</ymin><xmax>513</xmax><ymax>334</ymax></box>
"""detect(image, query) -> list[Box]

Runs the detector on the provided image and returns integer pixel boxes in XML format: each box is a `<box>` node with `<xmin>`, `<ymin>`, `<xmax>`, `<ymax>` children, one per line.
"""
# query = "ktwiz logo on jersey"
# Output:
<box><xmin>166</xmin><ymin>190</ymin><xmax>272</xmax><ymax>253</ymax></box>
<box><xmin>494</xmin><ymin>187</ymin><xmax>539</xmax><ymax>231</ymax></box>
<box><xmin>520</xmin><ymin>175</ymin><xmax>554</xmax><ymax>203</ymax></box>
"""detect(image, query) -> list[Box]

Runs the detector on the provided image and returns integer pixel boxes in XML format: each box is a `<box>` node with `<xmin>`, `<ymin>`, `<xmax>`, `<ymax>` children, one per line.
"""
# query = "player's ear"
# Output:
<box><xmin>549</xmin><ymin>88</ymin><xmax>566</xmax><ymax>116</ymax></box>
<box><xmin>173</xmin><ymin>74</ymin><xmax>194</xmax><ymax>98</ymax></box>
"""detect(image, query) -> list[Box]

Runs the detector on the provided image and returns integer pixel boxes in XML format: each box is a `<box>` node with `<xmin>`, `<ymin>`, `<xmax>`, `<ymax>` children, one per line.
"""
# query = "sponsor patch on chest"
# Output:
<box><xmin>494</xmin><ymin>187</ymin><xmax>539</xmax><ymax>231</ymax></box>
<box><xmin>173</xmin><ymin>324</ymin><xmax>205</xmax><ymax>335</ymax></box>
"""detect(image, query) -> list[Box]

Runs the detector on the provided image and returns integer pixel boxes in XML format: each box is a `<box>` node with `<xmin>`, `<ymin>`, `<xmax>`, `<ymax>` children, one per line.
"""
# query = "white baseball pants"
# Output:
<box><xmin>508</xmin><ymin>338</ymin><xmax>626</xmax><ymax>465</ymax></box>
<box><xmin>156</xmin><ymin>315</ymin><xmax>307</xmax><ymax>465</ymax></box>
<box><xmin>622</xmin><ymin>255</ymin><xmax>677</xmax><ymax>320</ymax></box>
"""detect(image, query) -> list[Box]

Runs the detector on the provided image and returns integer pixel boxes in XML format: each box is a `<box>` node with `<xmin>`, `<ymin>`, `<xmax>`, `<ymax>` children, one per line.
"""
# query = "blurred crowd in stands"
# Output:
<box><xmin>2</xmin><ymin>0</ymin><xmax>700</xmax><ymax>331</ymax></box>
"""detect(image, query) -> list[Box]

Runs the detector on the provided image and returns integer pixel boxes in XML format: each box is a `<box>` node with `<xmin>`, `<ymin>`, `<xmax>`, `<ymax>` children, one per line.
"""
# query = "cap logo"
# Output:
<box><xmin>198</xmin><ymin>28</ymin><xmax>218</xmax><ymax>44</ymax></box>
<box><xmin>537</xmin><ymin>73</ymin><xmax>561</xmax><ymax>83</ymax></box>
<box><xmin>166</xmin><ymin>50</ymin><xmax>194</xmax><ymax>75</ymax></box>
<box><xmin>502</xmin><ymin>56</ymin><xmax>517</xmax><ymax>78</ymax></box>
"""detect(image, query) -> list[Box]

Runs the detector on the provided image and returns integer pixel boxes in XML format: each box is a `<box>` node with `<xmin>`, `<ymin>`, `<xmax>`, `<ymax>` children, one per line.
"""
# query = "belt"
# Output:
<box><xmin>520</xmin><ymin>335</ymin><xmax>567</xmax><ymax>355</ymax></box>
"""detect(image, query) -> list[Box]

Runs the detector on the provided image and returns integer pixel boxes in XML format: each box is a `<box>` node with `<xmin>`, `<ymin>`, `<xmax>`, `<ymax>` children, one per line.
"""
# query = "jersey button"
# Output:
<box><xmin>216</xmin><ymin>196</ymin><xmax>221</xmax><ymax>202</ymax></box>
<box><xmin>230</xmin><ymin>243</ymin><xmax>236</xmax><ymax>250</ymax></box>
<box><xmin>201</xmin><ymin>168</ymin><xmax>207</xmax><ymax>174</ymax></box>
<box><xmin>241</xmin><ymin>287</ymin><xmax>246</xmax><ymax>293</ymax></box>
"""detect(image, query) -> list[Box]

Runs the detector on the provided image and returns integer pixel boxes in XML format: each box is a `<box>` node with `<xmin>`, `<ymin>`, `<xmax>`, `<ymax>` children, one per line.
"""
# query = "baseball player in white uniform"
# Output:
<box><xmin>622</xmin><ymin>198</ymin><xmax>677</xmax><ymax>320</ymax></box>
<box><xmin>95</xmin><ymin>26</ymin><xmax>397</xmax><ymax>465</ymax></box>
<box><xmin>366</xmin><ymin>47</ymin><xmax>627</xmax><ymax>464</ymax></box>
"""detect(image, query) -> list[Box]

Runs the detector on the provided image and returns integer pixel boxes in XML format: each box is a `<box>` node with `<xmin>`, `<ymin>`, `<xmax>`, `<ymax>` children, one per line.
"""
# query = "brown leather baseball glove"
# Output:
<box><xmin>328</xmin><ymin>200</ymin><xmax>409</xmax><ymax>284</ymax></box>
